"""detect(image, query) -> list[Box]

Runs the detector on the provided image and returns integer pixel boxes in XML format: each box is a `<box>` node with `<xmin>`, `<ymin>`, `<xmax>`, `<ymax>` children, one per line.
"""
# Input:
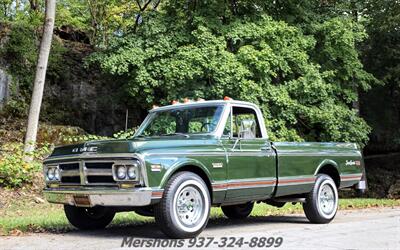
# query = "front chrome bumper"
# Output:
<box><xmin>44</xmin><ymin>187</ymin><xmax>157</xmax><ymax>207</ymax></box>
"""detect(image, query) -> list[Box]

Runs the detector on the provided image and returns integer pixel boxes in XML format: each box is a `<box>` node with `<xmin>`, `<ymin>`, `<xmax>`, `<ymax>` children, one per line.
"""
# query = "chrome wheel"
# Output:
<box><xmin>172</xmin><ymin>179</ymin><xmax>209</xmax><ymax>233</ymax></box>
<box><xmin>176</xmin><ymin>186</ymin><xmax>204</xmax><ymax>226</ymax></box>
<box><xmin>317</xmin><ymin>182</ymin><xmax>337</xmax><ymax>218</ymax></box>
<box><xmin>303</xmin><ymin>174</ymin><xmax>338</xmax><ymax>224</ymax></box>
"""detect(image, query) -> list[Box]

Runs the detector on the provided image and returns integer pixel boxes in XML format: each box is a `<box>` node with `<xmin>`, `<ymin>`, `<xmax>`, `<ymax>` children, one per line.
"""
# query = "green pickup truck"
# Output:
<box><xmin>43</xmin><ymin>99</ymin><xmax>366</xmax><ymax>238</ymax></box>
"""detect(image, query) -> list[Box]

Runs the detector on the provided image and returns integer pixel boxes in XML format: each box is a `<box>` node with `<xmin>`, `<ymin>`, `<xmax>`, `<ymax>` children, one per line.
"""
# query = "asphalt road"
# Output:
<box><xmin>1</xmin><ymin>207</ymin><xmax>399</xmax><ymax>250</ymax></box>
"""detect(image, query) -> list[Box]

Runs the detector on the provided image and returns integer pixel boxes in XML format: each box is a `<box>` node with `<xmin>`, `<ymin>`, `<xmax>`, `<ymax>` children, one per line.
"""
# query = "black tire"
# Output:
<box><xmin>303</xmin><ymin>174</ymin><xmax>338</xmax><ymax>224</ymax></box>
<box><xmin>134</xmin><ymin>205</ymin><xmax>154</xmax><ymax>217</ymax></box>
<box><xmin>154</xmin><ymin>171</ymin><xmax>211</xmax><ymax>238</ymax></box>
<box><xmin>64</xmin><ymin>205</ymin><xmax>115</xmax><ymax>230</ymax></box>
<box><xmin>265</xmin><ymin>200</ymin><xmax>286</xmax><ymax>208</ymax></box>
<box><xmin>221</xmin><ymin>202</ymin><xmax>254</xmax><ymax>219</ymax></box>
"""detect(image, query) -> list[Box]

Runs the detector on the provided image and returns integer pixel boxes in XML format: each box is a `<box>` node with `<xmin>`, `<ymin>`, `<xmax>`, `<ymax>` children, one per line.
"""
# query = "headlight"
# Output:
<box><xmin>54</xmin><ymin>168</ymin><xmax>60</xmax><ymax>180</ymax></box>
<box><xmin>116</xmin><ymin>165</ymin><xmax>127</xmax><ymax>179</ymax></box>
<box><xmin>45</xmin><ymin>166</ymin><xmax>60</xmax><ymax>182</ymax></box>
<box><xmin>47</xmin><ymin>168</ymin><xmax>55</xmax><ymax>180</ymax></box>
<box><xmin>127</xmin><ymin>166</ymin><xmax>136</xmax><ymax>179</ymax></box>
<box><xmin>112</xmin><ymin>161</ymin><xmax>140</xmax><ymax>182</ymax></box>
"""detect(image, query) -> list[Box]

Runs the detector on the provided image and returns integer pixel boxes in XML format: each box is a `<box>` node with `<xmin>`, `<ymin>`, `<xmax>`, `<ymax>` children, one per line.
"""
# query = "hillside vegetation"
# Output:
<box><xmin>0</xmin><ymin>1</ymin><xmax>399</xmax><ymax>197</ymax></box>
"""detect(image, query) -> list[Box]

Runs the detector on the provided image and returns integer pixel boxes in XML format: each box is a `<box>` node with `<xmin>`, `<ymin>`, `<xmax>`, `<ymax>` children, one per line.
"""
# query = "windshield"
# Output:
<box><xmin>136</xmin><ymin>105</ymin><xmax>225</xmax><ymax>137</ymax></box>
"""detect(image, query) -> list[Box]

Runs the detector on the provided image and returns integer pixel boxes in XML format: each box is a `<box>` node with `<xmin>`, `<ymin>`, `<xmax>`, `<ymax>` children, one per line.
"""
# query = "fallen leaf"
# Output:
<box><xmin>9</xmin><ymin>229</ymin><xmax>23</xmax><ymax>236</ymax></box>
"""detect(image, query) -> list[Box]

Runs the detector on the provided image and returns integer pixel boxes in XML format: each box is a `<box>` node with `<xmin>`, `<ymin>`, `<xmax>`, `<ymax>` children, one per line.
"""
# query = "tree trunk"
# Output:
<box><xmin>24</xmin><ymin>0</ymin><xmax>56</xmax><ymax>157</ymax></box>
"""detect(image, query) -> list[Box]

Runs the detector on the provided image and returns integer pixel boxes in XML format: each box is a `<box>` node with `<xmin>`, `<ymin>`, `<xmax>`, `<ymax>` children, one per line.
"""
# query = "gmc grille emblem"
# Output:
<box><xmin>72</xmin><ymin>146</ymin><xmax>98</xmax><ymax>153</ymax></box>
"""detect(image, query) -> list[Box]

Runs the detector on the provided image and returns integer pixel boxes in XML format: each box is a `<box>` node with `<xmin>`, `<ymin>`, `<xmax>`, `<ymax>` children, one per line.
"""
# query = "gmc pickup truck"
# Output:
<box><xmin>43</xmin><ymin>99</ymin><xmax>366</xmax><ymax>238</ymax></box>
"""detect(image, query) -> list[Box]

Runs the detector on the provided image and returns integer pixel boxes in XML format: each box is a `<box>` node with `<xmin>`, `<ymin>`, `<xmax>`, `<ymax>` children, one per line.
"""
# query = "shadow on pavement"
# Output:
<box><xmin>63</xmin><ymin>214</ymin><xmax>309</xmax><ymax>239</ymax></box>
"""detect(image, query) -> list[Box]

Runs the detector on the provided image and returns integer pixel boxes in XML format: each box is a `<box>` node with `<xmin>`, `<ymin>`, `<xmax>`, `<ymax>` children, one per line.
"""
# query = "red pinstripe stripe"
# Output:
<box><xmin>152</xmin><ymin>191</ymin><xmax>163</xmax><ymax>197</ymax></box>
<box><xmin>278</xmin><ymin>177</ymin><xmax>316</xmax><ymax>184</ymax></box>
<box><xmin>213</xmin><ymin>180</ymin><xmax>276</xmax><ymax>190</ymax></box>
<box><xmin>213</xmin><ymin>177</ymin><xmax>318</xmax><ymax>189</ymax></box>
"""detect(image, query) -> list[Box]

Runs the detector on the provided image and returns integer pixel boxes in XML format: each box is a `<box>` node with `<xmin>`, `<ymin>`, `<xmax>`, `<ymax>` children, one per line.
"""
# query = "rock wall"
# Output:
<box><xmin>40</xmin><ymin>41</ymin><xmax>145</xmax><ymax>136</ymax></box>
<box><xmin>0</xmin><ymin>24</ymin><xmax>145</xmax><ymax>136</ymax></box>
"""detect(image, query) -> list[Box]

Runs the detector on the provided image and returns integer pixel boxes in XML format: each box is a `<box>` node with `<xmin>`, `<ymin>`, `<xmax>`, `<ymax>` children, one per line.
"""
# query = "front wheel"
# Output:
<box><xmin>64</xmin><ymin>205</ymin><xmax>115</xmax><ymax>230</ymax></box>
<box><xmin>154</xmin><ymin>171</ymin><xmax>211</xmax><ymax>238</ymax></box>
<box><xmin>303</xmin><ymin>174</ymin><xmax>338</xmax><ymax>223</ymax></box>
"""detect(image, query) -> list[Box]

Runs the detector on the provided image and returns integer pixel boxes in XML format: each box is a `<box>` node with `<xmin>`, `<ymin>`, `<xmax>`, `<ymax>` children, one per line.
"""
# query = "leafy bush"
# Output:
<box><xmin>0</xmin><ymin>143</ymin><xmax>51</xmax><ymax>188</ymax></box>
<box><xmin>0</xmin><ymin>128</ymin><xmax>137</xmax><ymax>188</ymax></box>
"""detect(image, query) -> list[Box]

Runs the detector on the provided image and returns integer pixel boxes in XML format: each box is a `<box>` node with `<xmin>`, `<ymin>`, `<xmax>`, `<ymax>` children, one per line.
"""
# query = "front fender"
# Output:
<box><xmin>159</xmin><ymin>158</ymin><xmax>213</xmax><ymax>188</ymax></box>
<box><xmin>143</xmin><ymin>154</ymin><xmax>214</xmax><ymax>189</ymax></box>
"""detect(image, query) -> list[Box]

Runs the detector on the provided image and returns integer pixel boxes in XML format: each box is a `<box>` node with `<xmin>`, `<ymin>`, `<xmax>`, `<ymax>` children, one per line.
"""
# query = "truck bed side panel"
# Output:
<box><xmin>273</xmin><ymin>142</ymin><xmax>363</xmax><ymax>197</ymax></box>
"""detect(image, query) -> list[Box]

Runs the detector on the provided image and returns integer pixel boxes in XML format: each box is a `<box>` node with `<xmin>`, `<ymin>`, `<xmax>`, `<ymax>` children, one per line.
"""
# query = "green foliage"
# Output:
<box><xmin>2</xmin><ymin>0</ymin><xmax>396</xmax><ymax>150</ymax></box>
<box><xmin>56</xmin><ymin>0</ymin><xmax>89</xmax><ymax>30</ymax></box>
<box><xmin>89</xmin><ymin>6</ymin><xmax>375</xmax><ymax>146</ymax></box>
<box><xmin>363</xmin><ymin>0</ymin><xmax>400</xmax><ymax>88</ymax></box>
<box><xmin>359</xmin><ymin>0</ymin><xmax>400</xmax><ymax>152</ymax></box>
<box><xmin>1</xmin><ymin>24</ymin><xmax>38</xmax><ymax>90</ymax></box>
<box><xmin>61</xmin><ymin>134</ymin><xmax>107</xmax><ymax>144</ymax></box>
<box><xmin>54</xmin><ymin>0</ymin><xmax>157</xmax><ymax>47</ymax></box>
<box><xmin>60</xmin><ymin>128</ymin><xmax>137</xmax><ymax>143</ymax></box>
<box><xmin>0</xmin><ymin>143</ymin><xmax>51</xmax><ymax>188</ymax></box>
<box><xmin>113</xmin><ymin>128</ymin><xmax>137</xmax><ymax>139</ymax></box>
<box><xmin>0</xmin><ymin>22</ymin><xmax>67</xmax><ymax>118</ymax></box>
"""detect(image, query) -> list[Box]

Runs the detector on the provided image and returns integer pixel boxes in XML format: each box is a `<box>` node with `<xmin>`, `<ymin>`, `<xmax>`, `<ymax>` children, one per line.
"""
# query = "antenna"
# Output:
<box><xmin>125</xmin><ymin>109</ymin><xmax>129</xmax><ymax>132</ymax></box>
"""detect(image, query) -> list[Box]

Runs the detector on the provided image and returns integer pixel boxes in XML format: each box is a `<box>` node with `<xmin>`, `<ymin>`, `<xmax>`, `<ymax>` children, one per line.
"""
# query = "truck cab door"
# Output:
<box><xmin>221</xmin><ymin>105</ymin><xmax>276</xmax><ymax>201</ymax></box>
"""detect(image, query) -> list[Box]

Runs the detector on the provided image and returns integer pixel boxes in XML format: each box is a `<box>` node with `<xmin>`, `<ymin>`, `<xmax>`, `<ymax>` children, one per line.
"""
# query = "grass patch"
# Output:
<box><xmin>0</xmin><ymin>198</ymin><xmax>399</xmax><ymax>235</ymax></box>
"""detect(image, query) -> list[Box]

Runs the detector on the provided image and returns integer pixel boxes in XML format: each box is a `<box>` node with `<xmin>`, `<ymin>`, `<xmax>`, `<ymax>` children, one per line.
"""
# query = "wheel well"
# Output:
<box><xmin>174</xmin><ymin>165</ymin><xmax>213</xmax><ymax>200</ymax></box>
<box><xmin>317</xmin><ymin>165</ymin><xmax>340</xmax><ymax>188</ymax></box>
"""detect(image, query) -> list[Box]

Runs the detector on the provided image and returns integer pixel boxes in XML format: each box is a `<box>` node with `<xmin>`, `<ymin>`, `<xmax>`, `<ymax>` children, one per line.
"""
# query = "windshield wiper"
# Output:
<box><xmin>160</xmin><ymin>133</ymin><xmax>190</xmax><ymax>138</ymax></box>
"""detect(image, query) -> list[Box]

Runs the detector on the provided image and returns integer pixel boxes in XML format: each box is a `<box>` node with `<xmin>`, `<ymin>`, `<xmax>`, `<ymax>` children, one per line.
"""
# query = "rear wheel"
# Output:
<box><xmin>64</xmin><ymin>205</ymin><xmax>115</xmax><ymax>230</ymax></box>
<box><xmin>303</xmin><ymin>174</ymin><xmax>338</xmax><ymax>223</ymax></box>
<box><xmin>154</xmin><ymin>171</ymin><xmax>211</xmax><ymax>238</ymax></box>
<box><xmin>221</xmin><ymin>202</ymin><xmax>254</xmax><ymax>219</ymax></box>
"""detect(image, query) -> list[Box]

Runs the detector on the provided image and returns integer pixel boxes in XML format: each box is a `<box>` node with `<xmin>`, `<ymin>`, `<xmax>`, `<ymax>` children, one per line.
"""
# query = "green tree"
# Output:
<box><xmin>89</xmin><ymin>1</ymin><xmax>374</xmax><ymax>145</ymax></box>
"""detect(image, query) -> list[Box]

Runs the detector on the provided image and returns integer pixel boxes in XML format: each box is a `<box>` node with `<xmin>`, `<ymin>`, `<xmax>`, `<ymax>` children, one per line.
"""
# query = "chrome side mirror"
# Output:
<box><xmin>239</xmin><ymin>119</ymin><xmax>256</xmax><ymax>139</ymax></box>
<box><xmin>231</xmin><ymin>119</ymin><xmax>256</xmax><ymax>150</ymax></box>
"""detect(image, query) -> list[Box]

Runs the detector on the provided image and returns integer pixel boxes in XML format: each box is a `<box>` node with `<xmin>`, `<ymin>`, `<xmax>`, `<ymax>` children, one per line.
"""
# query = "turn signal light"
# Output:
<box><xmin>171</xmin><ymin>100</ymin><xmax>179</xmax><ymax>105</ymax></box>
<box><xmin>120</xmin><ymin>183</ymin><xmax>135</xmax><ymax>189</ymax></box>
<box><xmin>224</xmin><ymin>96</ymin><xmax>232</xmax><ymax>101</ymax></box>
<box><xmin>183</xmin><ymin>98</ymin><xmax>190</xmax><ymax>103</ymax></box>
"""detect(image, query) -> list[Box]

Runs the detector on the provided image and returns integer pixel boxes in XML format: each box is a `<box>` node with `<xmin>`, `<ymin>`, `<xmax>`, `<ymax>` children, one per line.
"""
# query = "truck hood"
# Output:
<box><xmin>49</xmin><ymin>135</ymin><xmax>217</xmax><ymax>157</ymax></box>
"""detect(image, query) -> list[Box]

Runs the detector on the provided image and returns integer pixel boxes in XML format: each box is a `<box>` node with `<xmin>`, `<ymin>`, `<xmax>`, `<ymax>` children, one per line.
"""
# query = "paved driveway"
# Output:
<box><xmin>1</xmin><ymin>207</ymin><xmax>399</xmax><ymax>250</ymax></box>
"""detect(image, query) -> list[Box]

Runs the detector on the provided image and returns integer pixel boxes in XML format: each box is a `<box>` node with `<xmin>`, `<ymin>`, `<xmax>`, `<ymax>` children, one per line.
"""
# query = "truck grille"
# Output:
<box><xmin>59</xmin><ymin>163</ymin><xmax>79</xmax><ymax>170</ymax></box>
<box><xmin>58</xmin><ymin>161</ymin><xmax>116</xmax><ymax>185</ymax></box>
<box><xmin>85</xmin><ymin>162</ymin><xmax>115</xmax><ymax>184</ymax></box>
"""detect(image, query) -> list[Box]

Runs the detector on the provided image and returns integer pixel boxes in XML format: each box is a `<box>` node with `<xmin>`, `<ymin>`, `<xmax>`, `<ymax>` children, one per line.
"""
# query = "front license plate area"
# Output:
<box><xmin>73</xmin><ymin>195</ymin><xmax>91</xmax><ymax>207</ymax></box>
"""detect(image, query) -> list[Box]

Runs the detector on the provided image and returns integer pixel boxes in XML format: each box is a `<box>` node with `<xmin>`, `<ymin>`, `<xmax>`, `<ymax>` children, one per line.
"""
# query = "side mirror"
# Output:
<box><xmin>239</xmin><ymin>119</ymin><xmax>256</xmax><ymax>139</ymax></box>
